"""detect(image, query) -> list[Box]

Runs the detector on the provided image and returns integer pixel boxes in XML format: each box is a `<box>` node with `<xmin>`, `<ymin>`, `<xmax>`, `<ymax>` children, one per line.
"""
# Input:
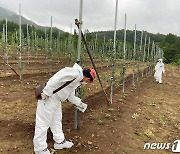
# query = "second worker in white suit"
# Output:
<box><xmin>33</xmin><ymin>63</ymin><xmax>96</xmax><ymax>154</ymax></box>
<box><xmin>154</xmin><ymin>58</ymin><xmax>165</xmax><ymax>83</ymax></box>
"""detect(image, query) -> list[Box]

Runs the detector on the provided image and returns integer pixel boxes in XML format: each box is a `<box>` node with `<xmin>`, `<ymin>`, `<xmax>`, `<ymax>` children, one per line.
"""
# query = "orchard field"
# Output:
<box><xmin>0</xmin><ymin>50</ymin><xmax>179</xmax><ymax>154</ymax></box>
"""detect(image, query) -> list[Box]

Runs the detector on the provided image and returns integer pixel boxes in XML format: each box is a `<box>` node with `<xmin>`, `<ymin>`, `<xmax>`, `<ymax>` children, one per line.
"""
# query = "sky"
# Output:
<box><xmin>0</xmin><ymin>0</ymin><xmax>180</xmax><ymax>36</ymax></box>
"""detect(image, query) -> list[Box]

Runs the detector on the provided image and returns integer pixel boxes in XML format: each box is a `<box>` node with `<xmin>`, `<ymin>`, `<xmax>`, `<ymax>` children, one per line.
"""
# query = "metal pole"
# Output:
<box><xmin>122</xmin><ymin>13</ymin><xmax>127</xmax><ymax>93</ymax></box>
<box><xmin>35</xmin><ymin>31</ymin><xmax>37</xmax><ymax>58</ymax></box>
<box><xmin>56</xmin><ymin>31</ymin><xmax>60</xmax><ymax>63</ymax></box>
<box><xmin>19</xmin><ymin>3</ymin><xmax>22</xmax><ymax>80</ymax></box>
<box><xmin>123</xmin><ymin>13</ymin><xmax>127</xmax><ymax>60</ymax></box>
<box><xmin>58</xmin><ymin>31</ymin><xmax>61</xmax><ymax>62</ymax></box>
<box><xmin>142</xmin><ymin>34</ymin><xmax>147</xmax><ymax>77</ymax></box>
<box><xmin>151</xmin><ymin>41</ymin><xmax>155</xmax><ymax>63</ymax></box>
<box><xmin>49</xmin><ymin>16</ymin><xmax>52</xmax><ymax>73</ymax></box>
<box><xmin>27</xmin><ymin>24</ymin><xmax>30</xmax><ymax>64</ymax></box>
<box><xmin>133</xmin><ymin>24</ymin><xmax>137</xmax><ymax>60</ymax></box>
<box><xmin>143</xmin><ymin>34</ymin><xmax>147</xmax><ymax>62</ymax></box>
<box><xmin>103</xmin><ymin>36</ymin><xmax>106</xmax><ymax>55</ymax></box>
<box><xmin>138</xmin><ymin>30</ymin><xmax>143</xmax><ymax>80</ymax></box>
<box><xmin>50</xmin><ymin>16</ymin><xmax>52</xmax><ymax>52</ymax></box>
<box><xmin>77</xmin><ymin>0</ymin><xmax>83</xmax><ymax>62</ymax></box>
<box><xmin>132</xmin><ymin>24</ymin><xmax>137</xmax><ymax>86</ymax></box>
<box><xmin>110</xmin><ymin>0</ymin><xmax>118</xmax><ymax>104</ymax></box>
<box><xmin>74</xmin><ymin>0</ymin><xmax>83</xmax><ymax>130</ymax></box>
<box><xmin>139</xmin><ymin>30</ymin><xmax>143</xmax><ymax>61</ymax></box>
<box><xmin>2</xmin><ymin>24</ymin><xmax>5</xmax><ymax>50</ymax></box>
<box><xmin>147</xmin><ymin>37</ymin><xmax>151</xmax><ymax>75</ymax></box>
<box><xmin>5</xmin><ymin>17</ymin><xmax>8</xmax><ymax>63</ymax></box>
<box><xmin>44</xmin><ymin>27</ymin><xmax>47</xmax><ymax>62</ymax></box>
<box><xmin>147</xmin><ymin>37</ymin><xmax>150</xmax><ymax>61</ymax></box>
<box><xmin>95</xmin><ymin>33</ymin><xmax>97</xmax><ymax>53</ymax></box>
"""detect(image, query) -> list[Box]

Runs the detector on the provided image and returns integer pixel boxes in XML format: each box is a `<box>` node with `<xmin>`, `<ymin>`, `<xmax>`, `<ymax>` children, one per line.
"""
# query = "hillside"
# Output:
<box><xmin>0</xmin><ymin>7</ymin><xmax>41</xmax><ymax>29</ymax></box>
<box><xmin>0</xmin><ymin>52</ymin><xmax>179</xmax><ymax>153</ymax></box>
<box><xmin>88</xmin><ymin>30</ymin><xmax>166</xmax><ymax>45</ymax></box>
<box><xmin>0</xmin><ymin>6</ymin><xmax>64</xmax><ymax>32</ymax></box>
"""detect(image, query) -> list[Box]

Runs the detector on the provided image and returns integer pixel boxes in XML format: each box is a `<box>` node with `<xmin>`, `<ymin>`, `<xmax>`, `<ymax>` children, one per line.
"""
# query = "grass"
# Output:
<box><xmin>132</xmin><ymin>113</ymin><xmax>140</xmax><ymax>119</ymax></box>
<box><xmin>123</xmin><ymin>93</ymin><xmax>128</xmax><ymax>97</ymax></box>
<box><xmin>122</xmin><ymin>147</ymin><xmax>130</xmax><ymax>153</ymax></box>
<box><xmin>104</xmin><ymin>113</ymin><xmax>111</xmax><ymax>119</ymax></box>
<box><xmin>119</xmin><ymin>98</ymin><xmax>124</xmax><ymax>104</ymax></box>
<box><xmin>98</xmin><ymin>120</ymin><xmax>104</xmax><ymax>125</ymax></box>
<box><xmin>108</xmin><ymin>108</ymin><xmax>114</xmax><ymax>112</ymax></box>
<box><xmin>88</xmin><ymin>114</ymin><xmax>95</xmax><ymax>120</ymax></box>
<box><xmin>50</xmin><ymin>149</ymin><xmax>58</xmax><ymax>154</ymax></box>
<box><xmin>174</xmin><ymin>123</ymin><xmax>180</xmax><ymax>130</ymax></box>
<box><xmin>159</xmin><ymin>115</ymin><xmax>168</xmax><ymax>125</ymax></box>
<box><xmin>149</xmin><ymin>102</ymin><xmax>156</xmax><ymax>106</ymax></box>
<box><xmin>144</xmin><ymin>129</ymin><xmax>154</xmax><ymax>138</ymax></box>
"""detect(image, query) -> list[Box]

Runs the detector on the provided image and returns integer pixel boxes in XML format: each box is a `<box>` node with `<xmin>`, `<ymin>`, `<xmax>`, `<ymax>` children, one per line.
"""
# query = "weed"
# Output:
<box><xmin>89</xmin><ymin>114</ymin><xmax>94</xmax><ymax>120</ymax></box>
<box><xmin>119</xmin><ymin>98</ymin><xmax>124</xmax><ymax>104</ymax></box>
<box><xmin>105</xmin><ymin>113</ymin><xmax>111</xmax><ymax>119</ymax></box>
<box><xmin>149</xmin><ymin>102</ymin><xmax>156</xmax><ymax>106</ymax></box>
<box><xmin>132</xmin><ymin>113</ymin><xmax>140</xmax><ymax>119</ymax></box>
<box><xmin>123</xmin><ymin>93</ymin><xmax>128</xmax><ymax>97</ymax></box>
<box><xmin>159</xmin><ymin>115</ymin><xmax>168</xmax><ymax>125</ymax></box>
<box><xmin>50</xmin><ymin>148</ymin><xmax>58</xmax><ymax>154</ymax></box>
<box><xmin>122</xmin><ymin>147</ymin><xmax>130</xmax><ymax>153</ymax></box>
<box><xmin>98</xmin><ymin>120</ymin><xmax>104</xmax><ymax>125</ymax></box>
<box><xmin>108</xmin><ymin>108</ymin><xmax>114</xmax><ymax>112</ymax></box>
<box><xmin>174</xmin><ymin>123</ymin><xmax>180</xmax><ymax>130</ymax></box>
<box><xmin>144</xmin><ymin>129</ymin><xmax>154</xmax><ymax>138</ymax></box>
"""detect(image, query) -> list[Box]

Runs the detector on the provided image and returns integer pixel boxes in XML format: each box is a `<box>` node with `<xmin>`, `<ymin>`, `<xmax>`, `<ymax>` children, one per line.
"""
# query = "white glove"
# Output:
<box><xmin>41</xmin><ymin>92</ymin><xmax>49</xmax><ymax>100</ymax></box>
<box><xmin>76</xmin><ymin>102</ymin><xmax>87</xmax><ymax>112</ymax></box>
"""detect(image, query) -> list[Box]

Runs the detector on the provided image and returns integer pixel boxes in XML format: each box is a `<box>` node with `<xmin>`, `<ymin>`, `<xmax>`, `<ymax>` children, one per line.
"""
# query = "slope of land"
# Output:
<box><xmin>0</xmin><ymin>64</ymin><xmax>179</xmax><ymax>154</ymax></box>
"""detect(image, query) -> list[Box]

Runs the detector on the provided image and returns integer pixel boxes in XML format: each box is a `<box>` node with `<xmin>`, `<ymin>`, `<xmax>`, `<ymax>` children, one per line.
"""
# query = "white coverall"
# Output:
<box><xmin>33</xmin><ymin>63</ymin><xmax>85</xmax><ymax>152</ymax></box>
<box><xmin>154</xmin><ymin>59</ymin><xmax>165</xmax><ymax>83</ymax></box>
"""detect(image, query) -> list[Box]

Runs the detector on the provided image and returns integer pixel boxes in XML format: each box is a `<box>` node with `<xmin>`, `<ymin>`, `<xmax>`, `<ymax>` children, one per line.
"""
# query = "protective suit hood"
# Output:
<box><xmin>73</xmin><ymin>63</ymin><xmax>83</xmax><ymax>73</ymax></box>
<box><xmin>158</xmin><ymin>58</ymin><xmax>163</xmax><ymax>63</ymax></box>
<box><xmin>154</xmin><ymin>58</ymin><xmax>165</xmax><ymax>83</ymax></box>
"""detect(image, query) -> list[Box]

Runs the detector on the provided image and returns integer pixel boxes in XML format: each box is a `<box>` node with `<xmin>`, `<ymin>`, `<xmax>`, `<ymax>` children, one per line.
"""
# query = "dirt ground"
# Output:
<box><xmin>0</xmin><ymin>54</ymin><xmax>179</xmax><ymax>154</ymax></box>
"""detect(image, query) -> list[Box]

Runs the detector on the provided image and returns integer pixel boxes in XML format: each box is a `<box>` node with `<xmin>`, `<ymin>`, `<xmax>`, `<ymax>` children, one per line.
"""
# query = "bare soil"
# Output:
<box><xmin>0</xmin><ymin>53</ymin><xmax>179</xmax><ymax>154</ymax></box>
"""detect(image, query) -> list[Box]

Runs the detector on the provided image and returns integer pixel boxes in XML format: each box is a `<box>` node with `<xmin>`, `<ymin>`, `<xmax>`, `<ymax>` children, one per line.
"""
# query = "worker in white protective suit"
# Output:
<box><xmin>154</xmin><ymin>58</ymin><xmax>165</xmax><ymax>83</ymax></box>
<box><xmin>33</xmin><ymin>63</ymin><xmax>96</xmax><ymax>154</ymax></box>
